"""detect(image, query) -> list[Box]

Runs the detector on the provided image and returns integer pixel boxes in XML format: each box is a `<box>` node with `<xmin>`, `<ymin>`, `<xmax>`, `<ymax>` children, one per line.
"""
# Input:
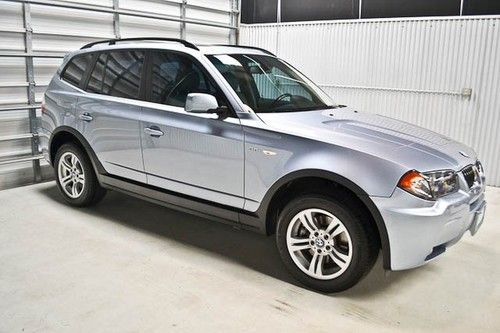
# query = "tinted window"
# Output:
<box><xmin>150</xmin><ymin>51</ymin><xmax>218</xmax><ymax>107</ymax></box>
<box><xmin>61</xmin><ymin>53</ymin><xmax>92</xmax><ymax>87</ymax></box>
<box><xmin>86</xmin><ymin>50</ymin><xmax>145</xmax><ymax>99</ymax></box>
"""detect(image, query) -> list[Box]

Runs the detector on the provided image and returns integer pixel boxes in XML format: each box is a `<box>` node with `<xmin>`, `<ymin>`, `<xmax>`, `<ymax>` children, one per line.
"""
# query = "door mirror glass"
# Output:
<box><xmin>185</xmin><ymin>93</ymin><xmax>219</xmax><ymax>114</ymax></box>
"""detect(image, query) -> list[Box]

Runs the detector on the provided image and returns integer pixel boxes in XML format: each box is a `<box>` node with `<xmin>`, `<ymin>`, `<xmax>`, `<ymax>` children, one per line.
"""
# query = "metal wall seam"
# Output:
<box><xmin>241</xmin><ymin>18</ymin><xmax>500</xmax><ymax>186</ymax></box>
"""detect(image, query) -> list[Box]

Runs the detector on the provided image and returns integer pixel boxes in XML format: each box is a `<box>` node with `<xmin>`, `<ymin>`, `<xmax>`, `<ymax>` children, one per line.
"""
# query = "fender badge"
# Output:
<box><xmin>459</xmin><ymin>151</ymin><xmax>470</xmax><ymax>158</ymax></box>
<box><xmin>262</xmin><ymin>150</ymin><xmax>277</xmax><ymax>156</ymax></box>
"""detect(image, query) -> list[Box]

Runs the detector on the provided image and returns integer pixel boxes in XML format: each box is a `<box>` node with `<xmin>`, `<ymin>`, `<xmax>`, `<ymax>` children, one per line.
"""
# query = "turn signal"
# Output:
<box><xmin>398</xmin><ymin>170</ymin><xmax>433</xmax><ymax>200</ymax></box>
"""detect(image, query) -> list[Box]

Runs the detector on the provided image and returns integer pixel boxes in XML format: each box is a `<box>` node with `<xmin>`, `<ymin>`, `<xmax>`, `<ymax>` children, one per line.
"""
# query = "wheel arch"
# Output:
<box><xmin>49</xmin><ymin>126</ymin><xmax>106</xmax><ymax>175</ymax></box>
<box><xmin>258</xmin><ymin>169</ymin><xmax>391</xmax><ymax>269</ymax></box>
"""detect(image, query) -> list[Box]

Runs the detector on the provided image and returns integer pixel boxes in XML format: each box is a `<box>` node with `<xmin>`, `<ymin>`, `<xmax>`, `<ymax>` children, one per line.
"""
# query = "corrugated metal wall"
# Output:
<box><xmin>241</xmin><ymin>17</ymin><xmax>500</xmax><ymax>186</ymax></box>
<box><xmin>0</xmin><ymin>0</ymin><xmax>239</xmax><ymax>190</ymax></box>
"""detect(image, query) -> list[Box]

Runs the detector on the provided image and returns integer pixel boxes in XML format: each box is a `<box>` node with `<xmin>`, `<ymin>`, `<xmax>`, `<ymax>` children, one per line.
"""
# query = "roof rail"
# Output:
<box><xmin>208</xmin><ymin>44</ymin><xmax>275</xmax><ymax>56</ymax></box>
<box><xmin>81</xmin><ymin>38</ymin><xmax>199</xmax><ymax>50</ymax></box>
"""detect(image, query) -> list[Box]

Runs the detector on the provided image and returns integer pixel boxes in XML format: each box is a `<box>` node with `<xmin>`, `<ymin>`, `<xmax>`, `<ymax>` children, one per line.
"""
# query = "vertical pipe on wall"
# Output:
<box><xmin>277</xmin><ymin>0</ymin><xmax>281</xmax><ymax>23</ymax></box>
<box><xmin>276</xmin><ymin>0</ymin><xmax>281</xmax><ymax>54</ymax></box>
<box><xmin>235</xmin><ymin>0</ymin><xmax>241</xmax><ymax>45</ymax></box>
<box><xmin>180</xmin><ymin>0</ymin><xmax>187</xmax><ymax>39</ymax></box>
<box><xmin>359</xmin><ymin>0</ymin><xmax>363</xmax><ymax>19</ymax></box>
<box><xmin>229</xmin><ymin>0</ymin><xmax>240</xmax><ymax>44</ymax></box>
<box><xmin>22</xmin><ymin>3</ymin><xmax>41</xmax><ymax>182</ymax></box>
<box><xmin>113</xmin><ymin>0</ymin><xmax>121</xmax><ymax>38</ymax></box>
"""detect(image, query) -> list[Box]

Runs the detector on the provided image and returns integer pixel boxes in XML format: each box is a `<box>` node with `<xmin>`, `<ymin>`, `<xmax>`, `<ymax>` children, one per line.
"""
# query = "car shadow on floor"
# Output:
<box><xmin>39</xmin><ymin>183</ymin><xmax>426</xmax><ymax>297</ymax></box>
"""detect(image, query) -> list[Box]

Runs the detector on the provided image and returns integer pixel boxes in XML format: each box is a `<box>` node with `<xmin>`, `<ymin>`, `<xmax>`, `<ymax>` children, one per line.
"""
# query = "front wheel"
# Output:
<box><xmin>276</xmin><ymin>194</ymin><xmax>378</xmax><ymax>293</ymax></box>
<box><xmin>54</xmin><ymin>143</ymin><xmax>106</xmax><ymax>207</ymax></box>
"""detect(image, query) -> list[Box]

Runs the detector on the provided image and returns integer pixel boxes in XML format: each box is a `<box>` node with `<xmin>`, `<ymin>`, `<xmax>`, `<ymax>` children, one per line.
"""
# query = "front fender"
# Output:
<box><xmin>243</xmin><ymin>126</ymin><xmax>406</xmax><ymax>212</ymax></box>
<box><xmin>240</xmin><ymin>126</ymin><xmax>402</xmax><ymax>270</ymax></box>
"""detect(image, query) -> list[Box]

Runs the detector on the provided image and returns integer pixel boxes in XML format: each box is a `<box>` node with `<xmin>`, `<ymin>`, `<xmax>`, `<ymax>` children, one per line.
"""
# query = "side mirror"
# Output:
<box><xmin>185</xmin><ymin>93</ymin><xmax>219</xmax><ymax>114</ymax></box>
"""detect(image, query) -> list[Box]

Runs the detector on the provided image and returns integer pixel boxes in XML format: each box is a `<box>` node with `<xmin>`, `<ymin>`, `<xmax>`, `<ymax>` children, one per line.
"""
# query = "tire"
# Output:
<box><xmin>276</xmin><ymin>194</ymin><xmax>379</xmax><ymax>293</ymax></box>
<box><xmin>54</xmin><ymin>142</ymin><xmax>106</xmax><ymax>207</ymax></box>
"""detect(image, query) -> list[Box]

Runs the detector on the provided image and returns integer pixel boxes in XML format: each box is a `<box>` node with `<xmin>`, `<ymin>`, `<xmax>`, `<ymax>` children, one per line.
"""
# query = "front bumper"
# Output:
<box><xmin>372</xmin><ymin>186</ymin><xmax>486</xmax><ymax>270</ymax></box>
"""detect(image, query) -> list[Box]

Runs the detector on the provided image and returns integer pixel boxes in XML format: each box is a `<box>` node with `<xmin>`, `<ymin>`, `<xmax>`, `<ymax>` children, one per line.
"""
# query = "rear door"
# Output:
<box><xmin>76</xmin><ymin>49</ymin><xmax>146</xmax><ymax>182</ymax></box>
<box><xmin>140</xmin><ymin>50</ymin><xmax>245</xmax><ymax>208</ymax></box>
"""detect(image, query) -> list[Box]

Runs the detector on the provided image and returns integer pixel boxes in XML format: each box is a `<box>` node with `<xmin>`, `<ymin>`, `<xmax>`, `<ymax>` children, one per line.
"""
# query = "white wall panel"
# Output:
<box><xmin>120</xmin><ymin>16</ymin><xmax>181</xmax><ymax>38</ymax></box>
<box><xmin>241</xmin><ymin>17</ymin><xmax>500</xmax><ymax>186</ymax></box>
<box><xmin>186</xmin><ymin>24</ymin><xmax>229</xmax><ymax>43</ymax></box>
<box><xmin>63</xmin><ymin>0</ymin><xmax>113</xmax><ymax>6</ymax></box>
<box><xmin>240</xmin><ymin>24</ymin><xmax>277</xmax><ymax>54</ymax></box>
<box><xmin>190</xmin><ymin>0</ymin><xmax>231</xmax><ymax>11</ymax></box>
<box><xmin>120</xmin><ymin>0</ymin><xmax>180</xmax><ymax>13</ymax></box>
<box><xmin>30</xmin><ymin>5</ymin><xmax>115</xmax><ymax>38</ymax></box>
<box><xmin>0</xmin><ymin>2</ymin><xmax>24</xmax><ymax>30</ymax></box>
<box><xmin>0</xmin><ymin>58</ymin><xmax>26</xmax><ymax>83</ymax></box>
<box><xmin>33</xmin><ymin>58</ymin><xmax>67</xmax><ymax>85</ymax></box>
<box><xmin>0</xmin><ymin>32</ymin><xmax>25</xmax><ymax>51</ymax></box>
<box><xmin>187</xmin><ymin>7</ymin><xmax>230</xmax><ymax>23</ymax></box>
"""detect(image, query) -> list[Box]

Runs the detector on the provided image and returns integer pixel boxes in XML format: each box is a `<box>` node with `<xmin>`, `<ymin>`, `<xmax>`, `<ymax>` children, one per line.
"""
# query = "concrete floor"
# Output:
<box><xmin>0</xmin><ymin>182</ymin><xmax>499</xmax><ymax>332</ymax></box>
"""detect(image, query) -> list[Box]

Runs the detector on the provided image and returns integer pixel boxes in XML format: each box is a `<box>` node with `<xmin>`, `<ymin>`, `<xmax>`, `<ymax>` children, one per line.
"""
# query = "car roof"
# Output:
<box><xmin>198</xmin><ymin>45</ymin><xmax>274</xmax><ymax>56</ymax></box>
<box><xmin>75</xmin><ymin>38</ymin><xmax>274</xmax><ymax>57</ymax></box>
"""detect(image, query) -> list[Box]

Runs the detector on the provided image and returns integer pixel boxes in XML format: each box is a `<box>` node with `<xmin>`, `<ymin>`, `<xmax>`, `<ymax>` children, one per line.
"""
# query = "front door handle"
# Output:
<box><xmin>79</xmin><ymin>113</ymin><xmax>93</xmax><ymax>122</ymax></box>
<box><xmin>144</xmin><ymin>126</ymin><xmax>164</xmax><ymax>137</ymax></box>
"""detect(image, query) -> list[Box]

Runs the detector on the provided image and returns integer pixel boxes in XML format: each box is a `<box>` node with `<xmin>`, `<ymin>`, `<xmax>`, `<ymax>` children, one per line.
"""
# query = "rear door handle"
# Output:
<box><xmin>79</xmin><ymin>113</ymin><xmax>93</xmax><ymax>122</ymax></box>
<box><xmin>144</xmin><ymin>126</ymin><xmax>164</xmax><ymax>137</ymax></box>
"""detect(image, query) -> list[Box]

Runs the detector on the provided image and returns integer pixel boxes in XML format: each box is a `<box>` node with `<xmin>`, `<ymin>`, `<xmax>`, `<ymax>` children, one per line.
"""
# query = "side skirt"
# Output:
<box><xmin>98</xmin><ymin>174</ymin><xmax>265</xmax><ymax>233</ymax></box>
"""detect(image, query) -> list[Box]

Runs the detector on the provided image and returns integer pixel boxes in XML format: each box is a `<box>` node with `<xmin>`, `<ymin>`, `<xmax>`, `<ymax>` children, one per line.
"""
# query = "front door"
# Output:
<box><xmin>140</xmin><ymin>50</ymin><xmax>245</xmax><ymax>208</ymax></box>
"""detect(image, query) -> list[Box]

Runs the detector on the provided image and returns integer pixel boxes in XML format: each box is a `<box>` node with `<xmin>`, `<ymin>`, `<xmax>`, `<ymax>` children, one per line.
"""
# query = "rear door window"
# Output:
<box><xmin>86</xmin><ymin>50</ymin><xmax>145</xmax><ymax>100</ymax></box>
<box><xmin>61</xmin><ymin>53</ymin><xmax>92</xmax><ymax>88</ymax></box>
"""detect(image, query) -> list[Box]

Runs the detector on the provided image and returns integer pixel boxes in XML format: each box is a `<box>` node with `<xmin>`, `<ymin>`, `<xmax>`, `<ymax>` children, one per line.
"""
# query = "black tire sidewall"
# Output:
<box><xmin>276</xmin><ymin>195</ymin><xmax>374</xmax><ymax>293</ymax></box>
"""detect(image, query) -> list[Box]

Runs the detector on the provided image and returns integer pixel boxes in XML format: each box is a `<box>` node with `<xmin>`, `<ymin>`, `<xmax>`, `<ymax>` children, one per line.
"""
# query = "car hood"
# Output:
<box><xmin>257</xmin><ymin>107</ymin><xmax>477</xmax><ymax>171</ymax></box>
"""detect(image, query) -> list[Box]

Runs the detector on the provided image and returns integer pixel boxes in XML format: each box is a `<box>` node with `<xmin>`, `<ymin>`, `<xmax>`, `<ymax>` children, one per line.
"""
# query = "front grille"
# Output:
<box><xmin>462</xmin><ymin>165</ymin><xmax>476</xmax><ymax>188</ymax></box>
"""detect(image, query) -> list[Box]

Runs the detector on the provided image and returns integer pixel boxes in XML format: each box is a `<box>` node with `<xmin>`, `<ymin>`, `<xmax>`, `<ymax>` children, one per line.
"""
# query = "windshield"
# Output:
<box><xmin>207</xmin><ymin>54</ymin><xmax>335</xmax><ymax>113</ymax></box>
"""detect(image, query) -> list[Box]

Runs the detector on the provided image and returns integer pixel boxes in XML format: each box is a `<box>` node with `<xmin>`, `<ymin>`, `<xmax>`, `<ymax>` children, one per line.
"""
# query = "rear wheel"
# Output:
<box><xmin>276</xmin><ymin>194</ymin><xmax>378</xmax><ymax>293</ymax></box>
<box><xmin>54</xmin><ymin>143</ymin><xmax>106</xmax><ymax>206</ymax></box>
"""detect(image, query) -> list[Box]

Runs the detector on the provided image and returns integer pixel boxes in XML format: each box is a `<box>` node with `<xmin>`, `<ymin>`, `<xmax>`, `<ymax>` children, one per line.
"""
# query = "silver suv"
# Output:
<box><xmin>39</xmin><ymin>38</ymin><xmax>487</xmax><ymax>292</ymax></box>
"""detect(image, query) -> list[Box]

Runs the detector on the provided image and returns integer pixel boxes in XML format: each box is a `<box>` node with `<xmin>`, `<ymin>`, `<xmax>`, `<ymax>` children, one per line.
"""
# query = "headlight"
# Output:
<box><xmin>398</xmin><ymin>169</ymin><xmax>458</xmax><ymax>200</ymax></box>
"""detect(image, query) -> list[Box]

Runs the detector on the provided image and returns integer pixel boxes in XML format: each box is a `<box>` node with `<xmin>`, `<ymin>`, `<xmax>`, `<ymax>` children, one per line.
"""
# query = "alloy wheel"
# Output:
<box><xmin>286</xmin><ymin>208</ymin><xmax>353</xmax><ymax>280</ymax></box>
<box><xmin>58</xmin><ymin>151</ymin><xmax>85</xmax><ymax>199</ymax></box>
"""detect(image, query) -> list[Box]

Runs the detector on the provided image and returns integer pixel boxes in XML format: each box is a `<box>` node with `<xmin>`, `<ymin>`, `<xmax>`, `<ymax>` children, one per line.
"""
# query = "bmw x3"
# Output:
<box><xmin>39</xmin><ymin>38</ymin><xmax>487</xmax><ymax>292</ymax></box>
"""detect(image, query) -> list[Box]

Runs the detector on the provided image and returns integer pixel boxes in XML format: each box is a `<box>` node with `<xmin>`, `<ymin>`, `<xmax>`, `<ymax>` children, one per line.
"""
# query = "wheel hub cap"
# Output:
<box><xmin>286</xmin><ymin>208</ymin><xmax>353</xmax><ymax>280</ymax></box>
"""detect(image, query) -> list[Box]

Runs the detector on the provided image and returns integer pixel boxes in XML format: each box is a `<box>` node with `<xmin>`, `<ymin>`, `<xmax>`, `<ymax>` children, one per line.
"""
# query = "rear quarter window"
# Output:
<box><xmin>61</xmin><ymin>53</ymin><xmax>92</xmax><ymax>88</ymax></box>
